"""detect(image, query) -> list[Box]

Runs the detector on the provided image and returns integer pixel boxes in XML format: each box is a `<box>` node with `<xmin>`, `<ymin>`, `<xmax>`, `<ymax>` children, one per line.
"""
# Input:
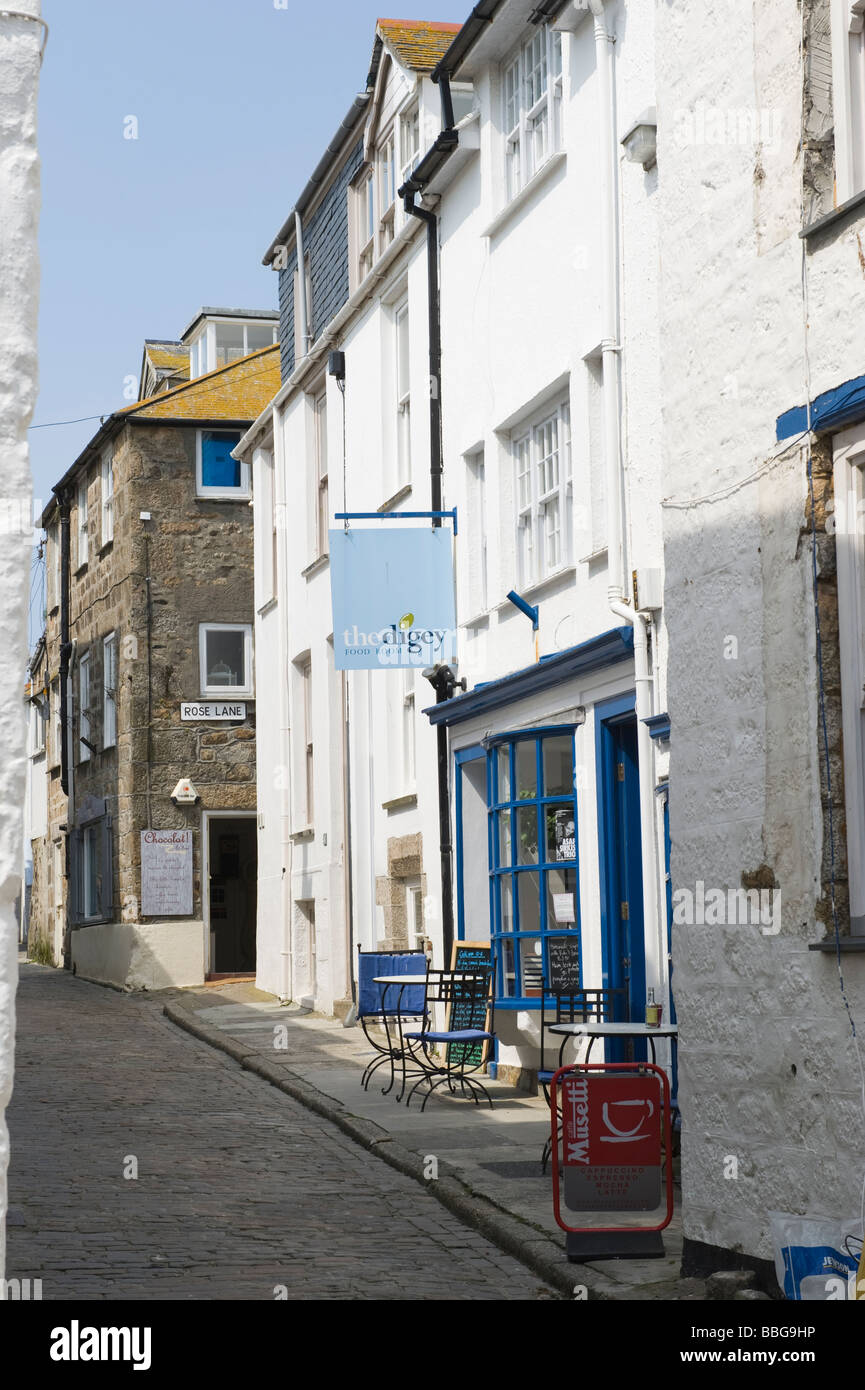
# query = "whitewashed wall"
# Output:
<box><xmin>0</xmin><ymin>0</ymin><xmax>41</xmax><ymax>1290</ymax></box>
<box><xmin>657</xmin><ymin>0</ymin><xmax>865</xmax><ymax>1266</ymax></box>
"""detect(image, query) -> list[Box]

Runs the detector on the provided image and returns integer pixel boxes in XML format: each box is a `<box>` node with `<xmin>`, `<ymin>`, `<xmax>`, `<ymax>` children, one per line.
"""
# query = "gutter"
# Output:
<box><xmin>262</xmin><ymin>93</ymin><xmax>371</xmax><ymax>267</ymax></box>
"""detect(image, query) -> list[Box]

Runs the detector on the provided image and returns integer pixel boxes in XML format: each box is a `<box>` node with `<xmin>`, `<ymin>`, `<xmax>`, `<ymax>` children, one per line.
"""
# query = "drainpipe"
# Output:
<box><xmin>589</xmin><ymin>0</ymin><xmax>662</xmax><ymax>1001</ymax></box>
<box><xmin>294</xmin><ymin>211</ymin><xmax>309</xmax><ymax>358</ymax></box>
<box><xmin>402</xmin><ymin>191</ymin><xmax>456</xmax><ymax>966</ymax></box>
<box><xmin>53</xmin><ymin>488</ymin><xmax>72</xmax><ymax>968</ymax></box>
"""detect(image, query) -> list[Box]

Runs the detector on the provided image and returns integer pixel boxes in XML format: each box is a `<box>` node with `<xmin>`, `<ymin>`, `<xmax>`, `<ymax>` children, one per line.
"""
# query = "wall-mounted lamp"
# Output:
<box><xmin>621</xmin><ymin>107</ymin><xmax>657</xmax><ymax>170</ymax></box>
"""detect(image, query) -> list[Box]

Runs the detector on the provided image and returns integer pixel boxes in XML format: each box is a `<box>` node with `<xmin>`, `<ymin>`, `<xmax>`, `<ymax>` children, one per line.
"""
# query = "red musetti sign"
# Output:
<box><xmin>551</xmin><ymin>1063</ymin><xmax>674</xmax><ymax>1235</ymax></box>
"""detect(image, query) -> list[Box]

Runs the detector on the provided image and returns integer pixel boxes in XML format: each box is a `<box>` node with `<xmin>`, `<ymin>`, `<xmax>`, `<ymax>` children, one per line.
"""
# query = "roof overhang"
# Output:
<box><xmin>423</xmin><ymin>625</ymin><xmax>635</xmax><ymax>727</ymax></box>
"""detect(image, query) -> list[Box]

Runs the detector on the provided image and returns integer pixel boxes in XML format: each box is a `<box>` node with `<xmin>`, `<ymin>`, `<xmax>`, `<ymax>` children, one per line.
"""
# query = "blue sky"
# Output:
<box><xmin>31</xmin><ymin>0</ymin><xmax>462</xmax><ymax>511</ymax></box>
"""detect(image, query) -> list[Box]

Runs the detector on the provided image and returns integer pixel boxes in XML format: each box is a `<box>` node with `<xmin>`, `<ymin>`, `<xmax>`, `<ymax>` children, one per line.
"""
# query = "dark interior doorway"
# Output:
<box><xmin>207</xmin><ymin>815</ymin><xmax>257</xmax><ymax>975</ymax></box>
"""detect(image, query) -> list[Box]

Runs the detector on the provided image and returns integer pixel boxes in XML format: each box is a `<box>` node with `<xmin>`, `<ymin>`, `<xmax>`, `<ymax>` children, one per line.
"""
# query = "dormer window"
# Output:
<box><xmin>196</xmin><ymin>429</ymin><xmax>248</xmax><ymax>499</ymax></box>
<box><xmin>188</xmin><ymin>319</ymin><xmax>277</xmax><ymax>379</ymax></box>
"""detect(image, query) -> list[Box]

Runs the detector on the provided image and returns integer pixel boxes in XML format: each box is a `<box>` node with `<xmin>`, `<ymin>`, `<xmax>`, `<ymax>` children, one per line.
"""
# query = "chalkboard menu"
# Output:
<box><xmin>447</xmin><ymin>941</ymin><xmax>492</xmax><ymax>1067</ymax></box>
<box><xmin>547</xmin><ymin>934</ymin><xmax>581</xmax><ymax>995</ymax></box>
<box><xmin>141</xmin><ymin>829</ymin><xmax>193</xmax><ymax>917</ymax></box>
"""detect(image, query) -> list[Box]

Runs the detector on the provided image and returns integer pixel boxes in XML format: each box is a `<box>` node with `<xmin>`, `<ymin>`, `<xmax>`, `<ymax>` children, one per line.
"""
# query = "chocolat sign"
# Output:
<box><xmin>141</xmin><ymin>829</ymin><xmax>193</xmax><ymax>917</ymax></box>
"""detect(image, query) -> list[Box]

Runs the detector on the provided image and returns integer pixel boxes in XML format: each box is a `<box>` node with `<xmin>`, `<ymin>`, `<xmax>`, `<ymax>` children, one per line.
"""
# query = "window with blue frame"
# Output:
<box><xmin>488</xmin><ymin>727</ymin><xmax>580</xmax><ymax>1003</ymax></box>
<box><xmin>196</xmin><ymin>429</ymin><xmax>246</xmax><ymax>497</ymax></box>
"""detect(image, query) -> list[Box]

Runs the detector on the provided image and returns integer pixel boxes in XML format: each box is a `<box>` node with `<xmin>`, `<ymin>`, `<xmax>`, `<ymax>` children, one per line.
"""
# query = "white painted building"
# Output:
<box><xmin>656</xmin><ymin>0</ymin><xmax>865</xmax><ymax>1281</ymax></box>
<box><xmin>0</xmin><ymin>0</ymin><xmax>42</xmax><ymax>1291</ymax></box>
<box><xmin>239</xmin><ymin>3</ymin><xmax>672</xmax><ymax>1088</ymax></box>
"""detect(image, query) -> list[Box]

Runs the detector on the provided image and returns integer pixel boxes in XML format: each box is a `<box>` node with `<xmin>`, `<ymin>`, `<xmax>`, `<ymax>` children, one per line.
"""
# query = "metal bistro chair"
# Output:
<box><xmin>356</xmin><ymin>946</ymin><xmax>427</xmax><ymax>1096</ymax></box>
<box><xmin>403</xmin><ymin>969</ymin><xmax>495</xmax><ymax>1111</ymax></box>
<box><xmin>539</xmin><ymin>986</ymin><xmax>626</xmax><ymax>1173</ymax></box>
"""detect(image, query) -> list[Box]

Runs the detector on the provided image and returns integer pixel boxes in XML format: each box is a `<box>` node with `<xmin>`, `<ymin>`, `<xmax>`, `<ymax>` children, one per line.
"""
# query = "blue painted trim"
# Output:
<box><xmin>594</xmin><ymin>691</ymin><xmax>637</xmax><ymax>1002</ymax></box>
<box><xmin>334</xmin><ymin>507</ymin><xmax>458</xmax><ymax>534</ymax></box>
<box><xmin>643</xmin><ymin>711</ymin><xmax>671</xmax><ymax>740</ymax></box>
<box><xmin>423</xmin><ymin>626</ymin><xmax>634</xmax><ymax>727</ymax></box>
<box><xmin>484</xmin><ymin>722</ymin><xmax>581</xmax><ymax>748</ymax></box>
<box><xmin>776</xmin><ymin>371</ymin><xmax>865</xmax><ymax>441</ymax></box>
<box><xmin>454</xmin><ymin>743</ymin><xmax>486</xmax><ymax>943</ymax></box>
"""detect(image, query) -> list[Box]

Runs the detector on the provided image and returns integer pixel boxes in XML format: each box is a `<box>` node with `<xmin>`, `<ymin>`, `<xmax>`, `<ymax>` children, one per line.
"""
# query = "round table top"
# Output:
<box><xmin>372</xmin><ymin>974</ymin><xmax>430</xmax><ymax>986</ymax></box>
<box><xmin>549</xmin><ymin>1021</ymin><xmax>678</xmax><ymax>1037</ymax></box>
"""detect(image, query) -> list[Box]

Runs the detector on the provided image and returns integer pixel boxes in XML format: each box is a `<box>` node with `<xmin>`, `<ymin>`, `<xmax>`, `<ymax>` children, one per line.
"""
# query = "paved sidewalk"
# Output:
<box><xmin>164</xmin><ymin>981</ymin><xmax>706</xmax><ymax>1301</ymax></box>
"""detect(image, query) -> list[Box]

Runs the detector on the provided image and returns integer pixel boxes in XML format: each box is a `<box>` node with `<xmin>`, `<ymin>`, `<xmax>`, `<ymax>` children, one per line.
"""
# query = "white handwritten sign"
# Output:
<box><xmin>141</xmin><ymin>829</ymin><xmax>193</xmax><ymax>916</ymax></box>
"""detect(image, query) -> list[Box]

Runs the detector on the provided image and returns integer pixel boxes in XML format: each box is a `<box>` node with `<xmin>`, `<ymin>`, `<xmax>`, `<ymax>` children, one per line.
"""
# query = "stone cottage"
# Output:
<box><xmin>30</xmin><ymin>308</ymin><xmax>279</xmax><ymax>989</ymax></box>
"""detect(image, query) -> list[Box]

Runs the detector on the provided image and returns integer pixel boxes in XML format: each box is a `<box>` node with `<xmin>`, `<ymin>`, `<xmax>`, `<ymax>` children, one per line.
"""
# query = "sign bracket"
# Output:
<box><xmin>334</xmin><ymin>508</ymin><xmax>458</xmax><ymax>536</ymax></box>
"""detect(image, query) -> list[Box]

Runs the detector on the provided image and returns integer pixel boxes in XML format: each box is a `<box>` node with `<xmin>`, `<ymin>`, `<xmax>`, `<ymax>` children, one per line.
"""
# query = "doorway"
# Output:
<box><xmin>596</xmin><ymin>696</ymin><xmax>646</xmax><ymax>1060</ymax></box>
<box><xmin>205</xmin><ymin>813</ymin><xmax>257</xmax><ymax>976</ymax></box>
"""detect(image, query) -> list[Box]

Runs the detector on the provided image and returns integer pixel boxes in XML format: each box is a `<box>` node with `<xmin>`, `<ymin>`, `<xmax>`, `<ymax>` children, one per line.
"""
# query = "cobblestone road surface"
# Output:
<box><xmin>6</xmin><ymin>964</ymin><xmax>556</xmax><ymax>1300</ymax></box>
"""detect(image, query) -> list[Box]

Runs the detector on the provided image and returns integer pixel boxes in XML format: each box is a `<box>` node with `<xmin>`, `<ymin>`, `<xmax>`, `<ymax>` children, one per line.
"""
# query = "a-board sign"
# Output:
<box><xmin>561</xmin><ymin>1070</ymin><xmax>662</xmax><ymax>1212</ymax></box>
<box><xmin>140</xmin><ymin>829</ymin><xmax>193</xmax><ymax>917</ymax></box>
<box><xmin>547</xmin><ymin>934</ymin><xmax>581</xmax><ymax>995</ymax></box>
<box><xmin>447</xmin><ymin>941</ymin><xmax>492</xmax><ymax>1067</ymax></box>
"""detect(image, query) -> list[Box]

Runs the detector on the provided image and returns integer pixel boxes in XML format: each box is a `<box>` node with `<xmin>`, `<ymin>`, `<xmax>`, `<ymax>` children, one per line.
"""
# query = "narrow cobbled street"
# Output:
<box><xmin>6</xmin><ymin>965</ymin><xmax>556</xmax><ymax>1301</ymax></box>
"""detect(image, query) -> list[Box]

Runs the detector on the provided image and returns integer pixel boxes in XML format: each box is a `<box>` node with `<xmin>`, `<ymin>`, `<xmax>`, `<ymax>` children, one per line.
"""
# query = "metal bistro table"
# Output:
<box><xmin>549</xmin><ymin>1020</ymin><xmax>678</xmax><ymax>1067</ymax></box>
<box><xmin>372</xmin><ymin>974</ymin><xmax>430</xmax><ymax>1101</ymax></box>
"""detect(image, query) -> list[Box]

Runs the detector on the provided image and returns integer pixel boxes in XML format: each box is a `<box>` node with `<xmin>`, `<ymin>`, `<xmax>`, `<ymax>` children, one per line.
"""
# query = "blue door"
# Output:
<box><xmin>596</xmin><ymin>699</ymin><xmax>646</xmax><ymax>1061</ymax></box>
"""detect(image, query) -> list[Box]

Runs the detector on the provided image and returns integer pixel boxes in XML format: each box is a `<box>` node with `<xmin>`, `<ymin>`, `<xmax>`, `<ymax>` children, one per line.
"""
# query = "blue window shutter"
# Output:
<box><xmin>201</xmin><ymin>431</ymin><xmax>241</xmax><ymax>489</ymax></box>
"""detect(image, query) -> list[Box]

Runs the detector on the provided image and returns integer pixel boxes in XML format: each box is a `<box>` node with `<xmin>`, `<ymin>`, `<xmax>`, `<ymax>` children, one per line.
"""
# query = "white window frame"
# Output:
<box><xmin>195</xmin><ymin>429</ymin><xmax>249</xmax><ymax>501</ymax></box>
<box><xmin>378</xmin><ymin>124</ymin><xmax>397</xmax><ymax>251</ymax></box>
<box><xmin>400</xmin><ymin>101</ymin><xmax>421</xmax><ymax>186</ymax></box>
<box><xmin>46</xmin><ymin>527</ymin><xmax>59</xmax><ymax>612</ymax></box>
<box><xmin>502</xmin><ymin>22</ymin><xmax>563</xmax><ymax>202</ymax></box>
<box><xmin>79</xmin><ymin>650</ymin><xmax>91</xmax><ymax>762</ymax></box>
<box><xmin>198</xmin><ymin>623</ymin><xmax>254</xmax><ymax>698</ymax></box>
<box><xmin>395</xmin><ymin>299</ymin><xmax>411</xmax><ymax>488</ymax></box>
<box><xmin>831</xmin><ymin>0</ymin><xmax>865</xmax><ymax>202</ymax></box>
<box><xmin>103</xmin><ymin>632</ymin><xmax>117</xmax><ymax>749</ymax></box>
<box><xmin>300</xmin><ymin>657</ymin><xmax>314</xmax><ymax>825</ymax></box>
<box><xmin>100</xmin><ymin>450</ymin><xmax>114</xmax><ymax>546</ymax></box>
<box><xmin>311</xmin><ymin>387</ymin><xmax>329</xmax><ymax>560</ymax></box>
<box><xmin>51</xmin><ymin>677</ymin><xmax>61</xmax><ymax>769</ymax></box>
<box><xmin>466</xmin><ymin>449</ymin><xmax>489</xmax><ymax>615</ymax></box>
<box><xmin>76</xmin><ymin>478</ymin><xmax>88</xmax><ymax>569</ymax></box>
<box><xmin>28</xmin><ymin>696</ymin><xmax>45</xmax><ymax>756</ymax></box>
<box><xmin>190</xmin><ymin>319</ymin><xmax>278</xmax><ymax>379</ymax></box>
<box><xmin>833</xmin><ymin>422</ymin><xmax>865</xmax><ymax>935</ymax></box>
<box><xmin>406</xmin><ymin>879</ymin><xmax>425</xmax><ymax>949</ymax></box>
<box><xmin>513</xmin><ymin>398</ymin><xmax>573</xmax><ymax>589</ymax></box>
<box><xmin>355</xmin><ymin>167</ymin><xmax>376</xmax><ymax>286</ymax></box>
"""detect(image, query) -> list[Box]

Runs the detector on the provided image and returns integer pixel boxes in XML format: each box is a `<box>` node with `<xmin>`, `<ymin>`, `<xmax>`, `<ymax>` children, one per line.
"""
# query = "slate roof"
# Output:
<box><xmin>375</xmin><ymin>17</ymin><xmax>461</xmax><ymax>73</ymax></box>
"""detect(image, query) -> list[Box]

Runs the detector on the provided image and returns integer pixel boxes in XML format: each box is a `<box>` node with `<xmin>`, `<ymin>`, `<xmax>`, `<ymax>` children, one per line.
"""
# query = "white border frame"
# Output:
<box><xmin>202</xmin><ymin>809</ymin><xmax>258</xmax><ymax>975</ymax></box>
<box><xmin>199</xmin><ymin>622</ymin><xmax>254</xmax><ymax>698</ymax></box>
<box><xmin>195</xmin><ymin>428</ymin><xmax>251</xmax><ymax>501</ymax></box>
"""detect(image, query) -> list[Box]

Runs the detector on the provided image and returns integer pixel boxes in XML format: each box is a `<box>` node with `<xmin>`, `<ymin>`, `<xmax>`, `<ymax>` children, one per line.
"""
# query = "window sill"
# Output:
<box><xmin>378</xmin><ymin>483</ymin><xmax>412</xmax><ymax>513</ymax></box>
<box><xmin>461</xmin><ymin>610</ymin><xmax>490</xmax><ymax>631</ymax></box>
<box><xmin>481</xmin><ymin>150</ymin><xmax>567</xmax><ymax>240</ymax></box>
<box><xmin>289</xmin><ymin>827</ymin><xmax>314</xmax><ymax>843</ymax></box>
<box><xmin>801</xmin><ymin>185</ymin><xmax>865</xmax><ymax>240</ymax></box>
<box><xmin>257</xmin><ymin>596</ymin><xmax>278</xmax><ymax>617</ymax></box>
<box><xmin>302</xmin><ymin>553</ymin><xmax>329</xmax><ymax>580</ymax></box>
<box><xmin>495</xmin><ymin>566</ymin><xmax>576</xmax><ymax>611</ymax></box>
<box><xmin>98</xmin><ymin>539</ymin><xmax>113</xmax><ymax>557</ymax></box>
<box><xmin>579</xmin><ymin>546</ymin><xmax>608</xmax><ymax>565</ymax></box>
<box><xmin>200</xmin><ymin>691</ymin><xmax>253</xmax><ymax>702</ymax></box>
<box><xmin>74</xmin><ymin>561</ymin><xmax>88</xmax><ymax>577</ymax></box>
<box><xmin>196</xmin><ymin>490</ymin><xmax>252</xmax><ymax>503</ymax></box>
<box><xmin>808</xmin><ymin>938</ymin><xmax>865</xmax><ymax>952</ymax></box>
<box><xmin>382</xmin><ymin>792</ymin><xmax>418</xmax><ymax>812</ymax></box>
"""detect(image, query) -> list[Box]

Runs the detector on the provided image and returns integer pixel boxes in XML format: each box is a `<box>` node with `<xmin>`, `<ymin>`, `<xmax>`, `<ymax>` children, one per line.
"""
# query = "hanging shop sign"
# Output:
<box><xmin>329</xmin><ymin>526</ymin><xmax>457</xmax><ymax>671</ymax></box>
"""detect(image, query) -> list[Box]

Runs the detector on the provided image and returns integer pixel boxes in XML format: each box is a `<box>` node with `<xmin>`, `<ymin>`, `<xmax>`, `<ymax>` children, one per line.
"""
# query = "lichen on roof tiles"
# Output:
<box><xmin>376</xmin><ymin>17</ymin><xmax>461</xmax><ymax>72</ymax></box>
<box><xmin>118</xmin><ymin>345</ymin><xmax>281</xmax><ymax>423</ymax></box>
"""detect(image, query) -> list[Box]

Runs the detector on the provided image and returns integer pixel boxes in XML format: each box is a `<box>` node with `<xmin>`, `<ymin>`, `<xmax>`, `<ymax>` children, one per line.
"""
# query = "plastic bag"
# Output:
<box><xmin>770</xmin><ymin>1211</ymin><xmax>862</xmax><ymax>1300</ymax></box>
